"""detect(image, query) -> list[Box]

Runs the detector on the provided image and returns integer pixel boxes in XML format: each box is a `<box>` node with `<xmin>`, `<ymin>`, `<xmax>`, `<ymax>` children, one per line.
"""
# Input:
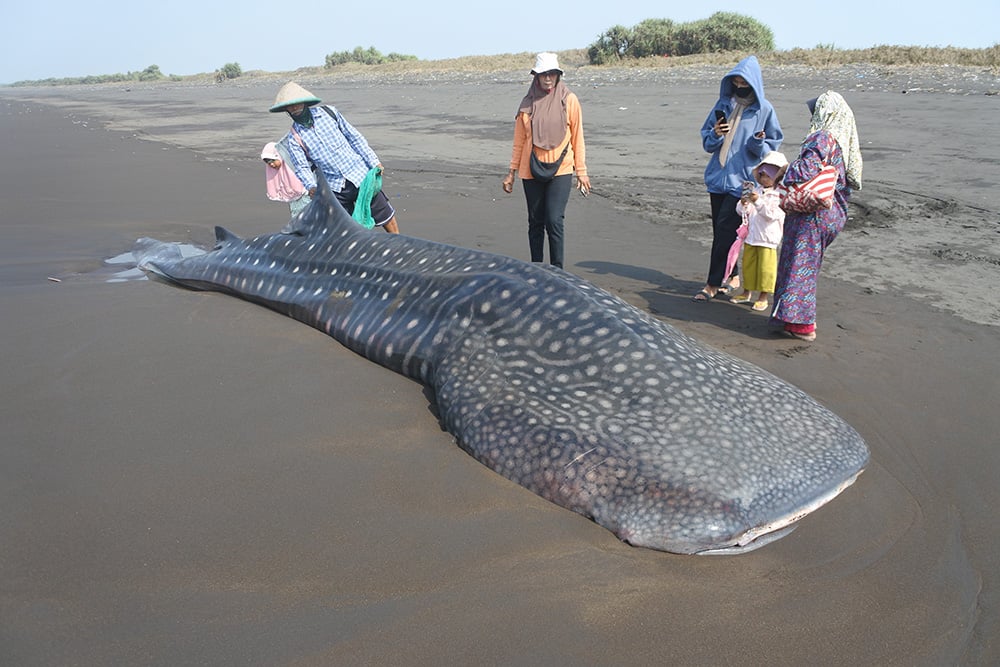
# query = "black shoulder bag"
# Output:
<box><xmin>529</xmin><ymin>136</ymin><xmax>571</xmax><ymax>182</ymax></box>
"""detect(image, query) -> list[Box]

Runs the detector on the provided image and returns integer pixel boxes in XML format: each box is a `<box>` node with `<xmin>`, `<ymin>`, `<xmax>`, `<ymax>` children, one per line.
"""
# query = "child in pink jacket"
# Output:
<box><xmin>731</xmin><ymin>151</ymin><xmax>787</xmax><ymax>312</ymax></box>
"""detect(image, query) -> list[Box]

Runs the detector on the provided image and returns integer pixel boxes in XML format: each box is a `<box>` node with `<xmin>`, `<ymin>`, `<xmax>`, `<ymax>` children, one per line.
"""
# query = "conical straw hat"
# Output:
<box><xmin>269</xmin><ymin>82</ymin><xmax>322</xmax><ymax>113</ymax></box>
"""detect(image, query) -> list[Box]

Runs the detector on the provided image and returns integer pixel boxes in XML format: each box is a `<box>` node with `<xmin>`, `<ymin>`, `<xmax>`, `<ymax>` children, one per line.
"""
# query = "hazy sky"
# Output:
<box><xmin>4</xmin><ymin>1</ymin><xmax>997</xmax><ymax>83</ymax></box>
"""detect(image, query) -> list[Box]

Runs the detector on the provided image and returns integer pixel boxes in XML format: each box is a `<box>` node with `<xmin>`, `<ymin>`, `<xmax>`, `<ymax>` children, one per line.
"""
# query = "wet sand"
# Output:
<box><xmin>1</xmin><ymin>65</ymin><xmax>998</xmax><ymax>664</ymax></box>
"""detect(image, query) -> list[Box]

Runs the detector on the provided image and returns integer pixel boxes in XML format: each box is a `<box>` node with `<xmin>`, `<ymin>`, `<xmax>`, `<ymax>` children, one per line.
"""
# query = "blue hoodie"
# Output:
<box><xmin>701</xmin><ymin>56</ymin><xmax>783</xmax><ymax>197</ymax></box>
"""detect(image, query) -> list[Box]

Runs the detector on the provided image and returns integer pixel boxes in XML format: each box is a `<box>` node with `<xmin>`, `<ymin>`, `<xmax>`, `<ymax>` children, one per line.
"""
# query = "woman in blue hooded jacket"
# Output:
<box><xmin>693</xmin><ymin>56</ymin><xmax>783</xmax><ymax>301</ymax></box>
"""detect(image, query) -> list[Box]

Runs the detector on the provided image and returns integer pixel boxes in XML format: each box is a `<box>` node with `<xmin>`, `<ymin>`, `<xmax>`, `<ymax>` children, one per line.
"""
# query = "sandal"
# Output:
<box><xmin>751</xmin><ymin>300</ymin><xmax>770</xmax><ymax>311</ymax></box>
<box><xmin>692</xmin><ymin>289</ymin><xmax>715</xmax><ymax>302</ymax></box>
<box><xmin>718</xmin><ymin>279</ymin><xmax>741</xmax><ymax>295</ymax></box>
<box><xmin>730</xmin><ymin>293</ymin><xmax>753</xmax><ymax>304</ymax></box>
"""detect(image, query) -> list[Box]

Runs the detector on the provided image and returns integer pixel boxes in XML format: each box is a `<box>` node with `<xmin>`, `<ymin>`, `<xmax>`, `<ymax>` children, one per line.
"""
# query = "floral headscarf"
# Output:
<box><xmin>809</xmin><ymin>91</ymin><xmax>863</xmax><ymax>190</ymax></box>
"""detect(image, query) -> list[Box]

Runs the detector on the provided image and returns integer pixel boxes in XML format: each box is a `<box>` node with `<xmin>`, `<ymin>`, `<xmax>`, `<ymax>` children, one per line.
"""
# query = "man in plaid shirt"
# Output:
<box><xmin>270</xmin><ymin>82</ymin><xmax>400</xmax><ymax>234</ymax></box>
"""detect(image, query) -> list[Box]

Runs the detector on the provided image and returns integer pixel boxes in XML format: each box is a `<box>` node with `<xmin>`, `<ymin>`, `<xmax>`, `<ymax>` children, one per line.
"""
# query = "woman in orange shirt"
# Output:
<box><xmin>502</xmin><ymin>52</ymin><xmax>590</xmax><ymax>269</ymax></box>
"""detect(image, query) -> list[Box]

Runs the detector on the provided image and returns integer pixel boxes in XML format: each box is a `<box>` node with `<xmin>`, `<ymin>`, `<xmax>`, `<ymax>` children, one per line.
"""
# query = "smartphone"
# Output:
<box><xmin>715</xmin><ymin>109</ymin><xmax>727</xmax><ymax>123</ymax></box>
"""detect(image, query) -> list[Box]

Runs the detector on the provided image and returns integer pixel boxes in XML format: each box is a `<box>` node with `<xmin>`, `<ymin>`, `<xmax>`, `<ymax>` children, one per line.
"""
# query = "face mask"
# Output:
<box><xmin>289</xmin><ymin>107</ymin><xmax>313</xmax><ymax>127</ymax></box>
<box><xmin>734</xmin><ymin>86</ymin><xmax>752</xmax><ymax>99</ymax></box>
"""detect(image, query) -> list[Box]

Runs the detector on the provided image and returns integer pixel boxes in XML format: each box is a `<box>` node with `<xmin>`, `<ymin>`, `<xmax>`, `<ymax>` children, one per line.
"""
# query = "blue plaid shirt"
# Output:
<box><xmin>284</xmin><ymin>105</ymin><xmax>380</xmax><ymax>193</ymax></box>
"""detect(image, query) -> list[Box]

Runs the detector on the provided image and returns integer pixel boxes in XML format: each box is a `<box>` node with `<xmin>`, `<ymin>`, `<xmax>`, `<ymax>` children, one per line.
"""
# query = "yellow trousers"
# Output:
<box><xmin>742</xmin><ymin>245</ymin><xmax>777</xmax><ymax>293</ymax></box>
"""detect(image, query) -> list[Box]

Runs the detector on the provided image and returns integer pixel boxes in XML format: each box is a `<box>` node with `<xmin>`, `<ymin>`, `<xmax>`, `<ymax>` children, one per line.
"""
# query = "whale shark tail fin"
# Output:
<box><xmin>132</xmin><ymin>237</ymin><xmax>192</xmax><ymax>286</ymax></box>
<box><xmin>132</xmin><ymin>237</ymin><xmax>182</xmax><ymax>275</ymax></box>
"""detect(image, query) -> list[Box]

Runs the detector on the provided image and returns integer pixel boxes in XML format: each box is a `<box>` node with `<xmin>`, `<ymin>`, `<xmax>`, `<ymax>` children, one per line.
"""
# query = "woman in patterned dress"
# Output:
<box><xmin>771</xmin><ymin>91</ymin><xmax>863</xmax><ymax>341</ymax></box>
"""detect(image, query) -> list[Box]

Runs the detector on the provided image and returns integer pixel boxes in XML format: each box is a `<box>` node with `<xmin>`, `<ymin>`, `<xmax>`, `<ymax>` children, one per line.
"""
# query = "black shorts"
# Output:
<box><xmin>335</xmin><ymin>180</ymin><xmax>396</xmax><ymax>227</ymax></box>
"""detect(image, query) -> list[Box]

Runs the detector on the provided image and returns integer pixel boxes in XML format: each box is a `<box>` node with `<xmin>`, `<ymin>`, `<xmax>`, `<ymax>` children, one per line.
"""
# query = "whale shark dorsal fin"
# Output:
<box><xmin>282</xmin><ymin>167</ymin><xmax>369</xmax><ymax>238</ymax></box>
<box><xmin>214</xmin><ymin>226</ymin><xmax>242</xmax><ymax>248</ymax></box>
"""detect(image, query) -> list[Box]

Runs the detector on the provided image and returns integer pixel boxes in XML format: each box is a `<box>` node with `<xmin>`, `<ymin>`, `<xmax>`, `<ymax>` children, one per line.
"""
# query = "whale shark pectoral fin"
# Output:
<box><xmin>280</xmin><ymin>217</ymin><xmax>305</xmax><ymax>236</ymax></box>
<box><xmin>214</xmin><ymin>226</ymin><xmax>242</xmax><ymax>249</ymax></box>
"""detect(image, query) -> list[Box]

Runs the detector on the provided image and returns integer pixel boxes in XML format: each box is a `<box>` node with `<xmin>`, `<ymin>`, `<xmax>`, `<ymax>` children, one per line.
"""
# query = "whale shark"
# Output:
<box><xmin>134</xmin><ymin>174</ymin><xmax>869</xmax><ymax>554</ymax></box>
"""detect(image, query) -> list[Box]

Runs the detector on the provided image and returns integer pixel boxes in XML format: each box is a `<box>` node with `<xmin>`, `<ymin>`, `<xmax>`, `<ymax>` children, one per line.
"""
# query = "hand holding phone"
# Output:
<box><xmin>714</xmin><ymin>109</ymin><xmax>729</xmax><ymax>135</ymax></box>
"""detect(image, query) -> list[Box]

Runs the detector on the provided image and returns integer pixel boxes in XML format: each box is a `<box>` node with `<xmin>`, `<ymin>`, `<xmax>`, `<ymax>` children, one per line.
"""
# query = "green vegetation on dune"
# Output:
<box><xmin>587</xmin><ymin>13</ymin><xmax>775</xmax><ymax>64</ymax></box>
<box><xmin>12</xmin><ymin>64</ymin><xmax>181</xmax><ymax>87</ymax></box>
<box><xmin>214</xmin><ymin>62</ymin><xmax>242</xmax><ymax>82</ymax></box>
<box><xmin>324</xmin><ymin>46</ymin><xmax>417</xmax><ymax>67</ymax></box>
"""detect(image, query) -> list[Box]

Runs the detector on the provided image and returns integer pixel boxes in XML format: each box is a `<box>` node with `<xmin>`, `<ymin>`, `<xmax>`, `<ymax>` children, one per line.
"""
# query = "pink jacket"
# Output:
<box><xmin>736</xmin><ymin>187</ymin><xmax>785</xmax><ymax>248</ymax></box>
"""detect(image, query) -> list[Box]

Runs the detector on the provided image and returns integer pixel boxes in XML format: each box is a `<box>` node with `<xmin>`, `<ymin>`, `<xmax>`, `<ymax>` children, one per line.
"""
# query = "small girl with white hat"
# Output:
<box><xmin>731</xmin><ymin>150</ymin><xmax>787</xmax><ymax>311</ymax></box>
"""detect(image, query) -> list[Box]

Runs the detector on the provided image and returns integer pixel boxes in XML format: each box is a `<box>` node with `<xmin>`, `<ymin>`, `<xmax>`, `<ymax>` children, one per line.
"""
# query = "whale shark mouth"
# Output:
<box><xmin>696</xmin><ymin>470</ymin><xmax>865</xmax><ymax>555</ymax></box>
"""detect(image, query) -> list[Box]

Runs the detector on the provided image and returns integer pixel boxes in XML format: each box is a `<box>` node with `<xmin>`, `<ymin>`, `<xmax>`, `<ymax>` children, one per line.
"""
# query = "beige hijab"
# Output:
<box><xmin>809</xmin><ymin>91</ymin><xmax>864</xmax><ymax>190</ymax></box>
<box><xmin>518</xmin><ymin>78</ymin><xmax>570</xmax><ymax>150</ymax></box>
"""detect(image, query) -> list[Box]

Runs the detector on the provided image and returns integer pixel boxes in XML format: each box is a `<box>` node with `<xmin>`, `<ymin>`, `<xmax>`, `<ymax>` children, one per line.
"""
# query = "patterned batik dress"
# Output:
<box><xmin>771</xmin><ymin>131</ymin><xmax>849</xmax><ymax>327</ymax></box>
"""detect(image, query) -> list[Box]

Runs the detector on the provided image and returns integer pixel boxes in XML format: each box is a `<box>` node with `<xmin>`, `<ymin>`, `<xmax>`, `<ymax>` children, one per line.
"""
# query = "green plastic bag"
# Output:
<box><xmin>352</xmin><ymin>167</ymin><xmax>382</xmax><ymax>229</ymax></box>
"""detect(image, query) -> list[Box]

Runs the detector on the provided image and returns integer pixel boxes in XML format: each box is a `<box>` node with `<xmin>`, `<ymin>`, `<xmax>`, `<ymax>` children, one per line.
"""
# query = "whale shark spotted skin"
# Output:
<box><xmin>134</xmin><ymin>175</ymin><xmax>869</xmax><ymax>554</ymax></box>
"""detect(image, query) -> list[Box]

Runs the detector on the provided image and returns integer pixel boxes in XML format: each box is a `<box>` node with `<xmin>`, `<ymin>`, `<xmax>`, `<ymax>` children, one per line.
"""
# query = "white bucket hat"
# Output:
<box><xmin>269</xmin><ymin>82</ymin><xmax>322</xmax><ymax>113</ymax></box>
<box><xmin>753</xmin><ymin>150</ymin><xmax>788</xmax><ymax>180</ymax></box>
<box><xmin>530</xmin><ymin>52</ymin><xmax>563</xmax><ymax>75</ymax></box>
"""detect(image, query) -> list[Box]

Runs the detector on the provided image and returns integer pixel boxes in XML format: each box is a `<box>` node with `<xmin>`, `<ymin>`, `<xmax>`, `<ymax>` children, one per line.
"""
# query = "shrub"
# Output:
<box><xmin>674</xmin><ymin>12</ymin><xmax>774</xmax><ymax>56</ymax></box>
<box><xmin>587</xmin><ymin>25</ymin><xmax>632</xmax><ymax>65</ymax></box>
<box><xmin>324</xmin><ymin>46</ymin><xmax>417</xmax><ymax>67</ymax></box>
<box><xmin>630</xmin><ymin>19</ymin><xmax>676</xmax><ymax>58</ymax></box>
<box><xmin>671</xmin><ymin>19</ymin><xmax>710</xmax><ymax>57</ymax></box>
<box><xmin>386</xmin><ymin>52</ymin><xmax>418</xmax><ymax>62</ymax></box>
<box><xmin>137</xmin><ymin>64</ymin><xmax>163</xmax><ymax>81</ymax></box>
<box><xmin>588</xmin><ymin>13</ymin><xmax>774</xmax><ymax>62</ymax></box>
<box><xmin>215</xmin><ymin>62</ymin><xmax>242</xmax><ymax>82</ymax></box>
<box><xmin>703</xmin><ymin>12</ymin><xmax>774</xmax><ymax>52</ymax></box>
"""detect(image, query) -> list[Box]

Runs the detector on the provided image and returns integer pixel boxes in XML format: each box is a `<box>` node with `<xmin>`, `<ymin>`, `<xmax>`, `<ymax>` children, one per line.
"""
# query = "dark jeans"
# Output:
<box><xmin>708</xmin><ymin>192</ymin><xmax>742</xmax><ymax>287</ymax></box>
<box><xmin>522</xmin><ymin>174</ymin><xmax>573</xmax><ymax>269</ymax></box>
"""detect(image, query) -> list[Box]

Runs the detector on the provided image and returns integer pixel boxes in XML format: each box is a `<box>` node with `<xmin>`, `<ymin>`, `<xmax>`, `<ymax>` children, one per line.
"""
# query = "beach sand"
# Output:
<box><xmin>1</xmin><ymin>65</ymin><xmax>998</xmax><ymax>664</ymax></box>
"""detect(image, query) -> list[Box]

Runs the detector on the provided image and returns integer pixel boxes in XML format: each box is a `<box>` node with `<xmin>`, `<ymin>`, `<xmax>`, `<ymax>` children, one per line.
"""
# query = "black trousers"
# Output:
<box><xmin>708</xmin><ymin>192</ymin><xmax>741</xmax><ymax>287</ymax></box>
<box><xmin>522</xmin><ymin>174</ymin><xmax>573</xmax><ymax>269</ymax></box>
